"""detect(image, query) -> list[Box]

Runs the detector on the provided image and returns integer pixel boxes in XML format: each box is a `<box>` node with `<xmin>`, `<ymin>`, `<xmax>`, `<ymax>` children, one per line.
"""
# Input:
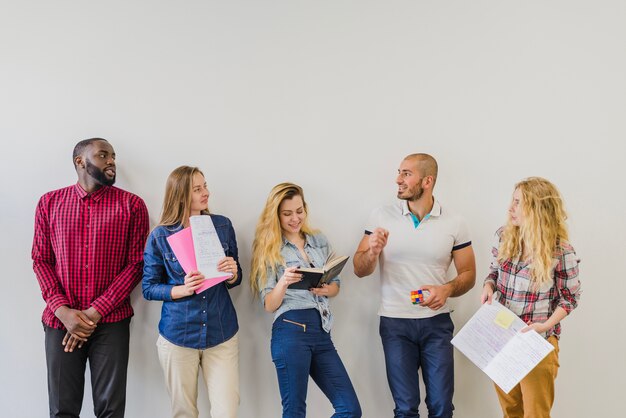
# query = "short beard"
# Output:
<box><xmin>85</xmin><ymin>159</ymin><xmax>115</xmax><ymax>186</ymax></box>
<box><xmin>398</xmin><ymin>184</ymin><xmax>424</xmax><ymax>201</ymax></box>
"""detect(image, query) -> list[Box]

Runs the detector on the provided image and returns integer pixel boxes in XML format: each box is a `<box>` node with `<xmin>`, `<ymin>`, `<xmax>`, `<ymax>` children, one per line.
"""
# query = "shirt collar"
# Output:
<box><xmin>73</xmin><ymin>183</ymin><xmax>110</xmax><ymax>202</ymax></box>
<box><xmin>400</xmin><ymin>198</ymin><xmax>442</xmax><ymax>218</ymax></box>
<box><xmin>281</xmin><ymin>234</ymin><xmax>311</xmax><ymax>249</ymax></box>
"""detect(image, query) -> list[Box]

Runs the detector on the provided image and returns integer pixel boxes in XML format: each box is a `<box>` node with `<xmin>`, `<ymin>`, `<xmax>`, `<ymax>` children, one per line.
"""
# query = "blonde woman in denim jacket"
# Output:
<box><xmin>250</xmin><ymin>183</ymin><xmax>361</xmax><ymax>418</ymax></box>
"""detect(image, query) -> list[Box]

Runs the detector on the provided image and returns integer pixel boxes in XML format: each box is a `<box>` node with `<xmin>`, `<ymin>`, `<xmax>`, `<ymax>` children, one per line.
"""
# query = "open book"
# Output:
<box><xmin>288</xmin><ymin>253</ymin><xmax>350</xmax><ymax>290</ymax></box>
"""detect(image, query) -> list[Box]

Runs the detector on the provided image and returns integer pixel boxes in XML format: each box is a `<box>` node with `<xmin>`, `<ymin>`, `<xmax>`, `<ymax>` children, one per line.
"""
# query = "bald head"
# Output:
<box><xmin>404</xmin><ymin>153</ymin><xmax>438</xmax><ymax>185</ymax></box>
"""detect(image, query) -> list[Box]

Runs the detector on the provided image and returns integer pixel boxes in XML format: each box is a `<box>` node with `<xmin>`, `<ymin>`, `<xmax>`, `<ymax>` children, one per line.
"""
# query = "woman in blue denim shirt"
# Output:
<box><xmin>143</xmin><ymin>166</ymin><xmax>242</xmax><ymax>418</ymax></box>
<box><xmin>250</xmin><ymin>183</ymin><xmax>361</xmax><ymax>418</ymax></box>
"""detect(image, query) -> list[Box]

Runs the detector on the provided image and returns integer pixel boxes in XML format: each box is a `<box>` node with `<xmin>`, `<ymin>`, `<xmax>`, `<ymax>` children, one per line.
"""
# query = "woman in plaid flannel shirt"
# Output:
<box><xmin>480</xmin><ymin>177</ymin><xmax>581</xmax><ymax>418</ymax></box>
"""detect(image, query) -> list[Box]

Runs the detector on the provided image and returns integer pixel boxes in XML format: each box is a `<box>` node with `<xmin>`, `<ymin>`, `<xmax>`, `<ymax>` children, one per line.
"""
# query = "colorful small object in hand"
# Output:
<box><xmin>411</xmin><ymin>290</ymin><xmax>424</xmax><ymax>305</ymax></box>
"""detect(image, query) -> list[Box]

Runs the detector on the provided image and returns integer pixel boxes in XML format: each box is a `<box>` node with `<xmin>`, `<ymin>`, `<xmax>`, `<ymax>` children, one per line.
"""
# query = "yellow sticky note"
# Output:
<box><xmin>494</xmin><ymin>310</ymin><xmax>515</xmax><ymax>329</ymax></box>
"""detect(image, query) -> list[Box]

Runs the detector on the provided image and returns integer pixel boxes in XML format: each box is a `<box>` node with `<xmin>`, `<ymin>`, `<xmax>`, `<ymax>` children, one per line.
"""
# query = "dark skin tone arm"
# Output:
<box><xmin>55</xmin><ymin>306</ymin><xmax>102</xmax><ymax>352</ymax></box>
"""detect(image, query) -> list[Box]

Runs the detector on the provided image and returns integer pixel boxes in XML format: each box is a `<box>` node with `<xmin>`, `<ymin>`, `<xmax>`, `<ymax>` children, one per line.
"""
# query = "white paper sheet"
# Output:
<box><xmin>189</xmin><ymin>215</ymin><xmax>231</xmax><ymax>280</ymax></box>
<box><xmin>451</xmin><ymin>300</ymin><xmax>554</xmax><ymax>393</ymax></box>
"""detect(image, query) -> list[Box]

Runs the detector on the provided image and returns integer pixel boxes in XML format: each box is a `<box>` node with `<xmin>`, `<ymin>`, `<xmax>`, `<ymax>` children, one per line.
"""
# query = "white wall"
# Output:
<box><xmin>1</xmin><ymin>1</ymin><xmax>624</xmax><ymax>417</ymax></box>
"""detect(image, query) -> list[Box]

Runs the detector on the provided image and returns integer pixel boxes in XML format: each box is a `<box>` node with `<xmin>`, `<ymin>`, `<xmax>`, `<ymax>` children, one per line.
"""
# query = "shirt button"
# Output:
<box><xmin>85</xmin><ymin>265</ymin><xmax>88</xmax><ymax>269</ymax></box>
<box><xmin>203</xmin><ymin>310</ymin><xmax>206</xmax><ymax>313</ymax></box>
<box><xmin>203</xmin><ymin>296</ymin><xmax>206</xmax><ymax>299</ymax></box>
<box><xmin>202</xmin><ymin>324</ymin><xmax>206</xmax><ymax>327</ymax></box>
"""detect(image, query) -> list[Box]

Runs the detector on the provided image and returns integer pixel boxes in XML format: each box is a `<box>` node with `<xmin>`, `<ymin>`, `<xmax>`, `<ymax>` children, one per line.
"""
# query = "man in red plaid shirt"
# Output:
<box><xmin>32</xmin><ymin>138</ymin><xmax>149</xmax><ymax>418</ymax></box>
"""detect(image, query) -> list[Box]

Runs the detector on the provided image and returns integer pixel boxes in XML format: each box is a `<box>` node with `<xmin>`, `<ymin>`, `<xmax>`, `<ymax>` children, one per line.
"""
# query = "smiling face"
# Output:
<box><xmin>189</xmin><ymin>172</ymin><xmax>209</xmax><ymax>216</ymax></box>
<box><xmin>84</xmin><ymin>140</ymin><xmax>116</xmax><ymax>186</ymax></box>
<box><xmin>279</xmin><ymin>195</ymin><xmax>306</xmax><ymax>237</ymax></box>
<box><xmin>509</xmin><ymin>188</ymin><xmax>525</xmax><ymax>227</ymax></box>
<box><xmin>396</xmin><ymin>158</ymin><xmax>426</xmax><ymax>201</ymax></box>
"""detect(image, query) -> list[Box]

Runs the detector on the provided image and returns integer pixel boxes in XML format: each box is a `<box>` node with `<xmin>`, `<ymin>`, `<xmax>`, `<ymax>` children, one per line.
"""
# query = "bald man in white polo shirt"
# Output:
<box><xmin>354</xmin><ymin>153</ymin><xmax>476</xmax><ymax>418</ymax></box>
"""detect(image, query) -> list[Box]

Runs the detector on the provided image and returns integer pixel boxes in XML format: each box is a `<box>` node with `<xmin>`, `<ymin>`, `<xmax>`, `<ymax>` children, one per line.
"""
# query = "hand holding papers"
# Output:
<box><xmin>167</xmin><ymin>215</ymin><xmax>233</xmax><ymax>294</ymax></box>
<box><xmin>451</xmin><ymin>301</ymin><xmax>554</xmax><ymax>393</ymax></box>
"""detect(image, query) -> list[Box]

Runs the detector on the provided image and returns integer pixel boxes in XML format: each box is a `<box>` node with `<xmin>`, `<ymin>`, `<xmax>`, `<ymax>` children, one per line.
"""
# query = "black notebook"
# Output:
<box><xmin>288</xmin><ymin>254</ymin><xmax>350</xmax><ymax>290</ymax></box>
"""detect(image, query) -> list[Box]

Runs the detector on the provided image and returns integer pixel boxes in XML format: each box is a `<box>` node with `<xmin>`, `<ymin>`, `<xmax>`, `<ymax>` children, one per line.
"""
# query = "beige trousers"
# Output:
<box><xmin>495</xmin><ymin>335</ymin><xmax>560</xmax><ymax>418</ymax></box>
<box><xmin>157</xmin><ymin>333</ymin><xmax>240</xmax><ymax>418</ymax></box>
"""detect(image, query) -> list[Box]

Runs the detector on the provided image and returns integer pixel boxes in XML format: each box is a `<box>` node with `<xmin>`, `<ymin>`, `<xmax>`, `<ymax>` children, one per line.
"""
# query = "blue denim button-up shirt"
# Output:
<box><xmin>142</xmin><ymin>214</ymin><xmax>241</xmax><ymax>349</ymax></box>
<box><xmin>260</xmin><ymin>233</ymin><xmax>339</xmax><ymax>333</ymax></box>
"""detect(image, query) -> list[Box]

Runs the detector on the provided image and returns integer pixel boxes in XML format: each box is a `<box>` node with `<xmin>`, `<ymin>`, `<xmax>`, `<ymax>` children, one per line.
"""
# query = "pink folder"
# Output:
<box><xmin>166</xmin><ymin>227</ymin><xmax>232</xmax><ymax>294</ymax></box>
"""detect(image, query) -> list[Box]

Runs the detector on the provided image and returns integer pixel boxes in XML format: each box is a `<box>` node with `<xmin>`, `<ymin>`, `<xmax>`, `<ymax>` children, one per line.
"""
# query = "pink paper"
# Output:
<box><xmin>166</xmin><ymin>227</ymin><xmax>197</xmax><ymax>273</ymax></box>
<box><xmin>166</xmin><ymin>227</ymin><xmax>232</xmax><ymax>294</ymax></box>
<box><xmin>194</xmin><ymin>275</ymin><xmax>231</xmax><ymax>293</ymax></box>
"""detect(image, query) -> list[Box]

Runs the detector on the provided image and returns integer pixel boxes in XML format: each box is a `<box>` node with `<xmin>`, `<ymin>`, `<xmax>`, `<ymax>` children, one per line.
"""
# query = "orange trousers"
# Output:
<box><xmin>495</xmin><ymin>336</ymin><xmax>560</xmax><ymax>418</ymax></box>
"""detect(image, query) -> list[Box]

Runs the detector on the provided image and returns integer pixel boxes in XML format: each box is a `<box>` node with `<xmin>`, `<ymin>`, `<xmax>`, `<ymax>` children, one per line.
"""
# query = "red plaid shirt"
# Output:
<box><xmin>32</xmin><ymin>183</ymin><xmax>149</xmax><ymax>329</ymax></box>
<box><xmin>484</xmin><ymin>228</ymin><xmax>581</xmax><ymax>339</ymax></box>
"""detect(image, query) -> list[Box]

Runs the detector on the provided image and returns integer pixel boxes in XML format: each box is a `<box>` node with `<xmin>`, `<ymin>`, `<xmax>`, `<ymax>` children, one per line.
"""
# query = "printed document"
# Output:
<box><xmin>451</xmin><ymin>300</ymin><xmax>554</xmax><ymax>393</ymax></box>
<box><xmin>189</xmin><ymin>215</ymin><xmax>232</xmax><ymax>283</ymax></box>
<box><xmin>166</xmin><ymin>215</ymin><xmax>232</xmax><ymax>294</ymax></box>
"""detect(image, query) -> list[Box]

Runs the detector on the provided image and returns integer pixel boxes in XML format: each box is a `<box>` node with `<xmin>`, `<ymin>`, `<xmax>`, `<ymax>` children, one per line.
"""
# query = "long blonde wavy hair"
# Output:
<box><xmin>158</xmin><ymin>166</ymin><xmax>209</xmax><ymax>227</ymax></box>
<box><xmin>498</xmin><ymin>177</ymin><xmax>569</xmax><ymax>288</ymax></box>
<box><xmin>250</xmin><ymin>183</ymin><xmax>316</xmax><ymax>295</ymax></box>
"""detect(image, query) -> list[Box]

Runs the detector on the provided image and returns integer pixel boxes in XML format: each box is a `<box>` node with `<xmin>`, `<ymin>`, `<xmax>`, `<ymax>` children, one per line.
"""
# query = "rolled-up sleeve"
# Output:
<box><xmin>484</xmin><ymin>230</ymin><xmax>501</xmax><ymax>289</ymax></box>
<box><xmin>555</xmin><ymin>248</ymin><xmax>581</xmax><ymax>314</ymax></box>
<box><xmin>260</xmin><ymin>265</ymin><xmax>280</xmax><ymax>305</ymax></box>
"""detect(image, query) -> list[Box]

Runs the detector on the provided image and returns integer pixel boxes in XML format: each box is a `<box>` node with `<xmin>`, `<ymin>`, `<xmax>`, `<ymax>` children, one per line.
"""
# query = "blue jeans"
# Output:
<box><xmin>380</xmin><ymin>314</ymin><xmax>455</xmax><ymax>418</ymax></box>
<box><xmin>271</xmin><ymin>309</ymin><xmax>361</xmax><ymax>418</ymax></box>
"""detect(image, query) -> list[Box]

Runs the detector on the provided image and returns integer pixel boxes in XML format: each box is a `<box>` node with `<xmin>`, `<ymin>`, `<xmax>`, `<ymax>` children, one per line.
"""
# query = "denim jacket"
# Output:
<box><xmin>261</xmin><ymin>233</ymin><xmax>339</xmax><ymax>333</ymax></box>
<box><xmin>142</xmin><ymin>214</ymin><xmax>241</xmax><ymax>349</ymax></box>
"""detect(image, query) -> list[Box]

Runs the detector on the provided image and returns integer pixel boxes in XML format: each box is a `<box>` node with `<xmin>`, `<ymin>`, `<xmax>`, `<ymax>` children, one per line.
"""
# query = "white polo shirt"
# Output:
<box><xmin>365</xmin><ymin>199</ymin><xmax>471</xmax><ymax>319</ymax></box>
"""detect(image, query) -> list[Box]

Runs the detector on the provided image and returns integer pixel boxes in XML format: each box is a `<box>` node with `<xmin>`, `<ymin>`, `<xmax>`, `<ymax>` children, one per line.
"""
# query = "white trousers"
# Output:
<box><xmin>157</xmin><ymin>333</ymin><xmax>240</xmax><ymax>418</ymax></box>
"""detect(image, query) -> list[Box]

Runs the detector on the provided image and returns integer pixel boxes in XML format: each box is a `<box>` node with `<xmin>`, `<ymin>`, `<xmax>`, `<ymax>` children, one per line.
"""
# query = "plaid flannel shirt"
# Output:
<box><xmin>32</xmin><ymin>183</ymin><xmax>149</xmax><ymax>329</ymax></box>
<box><xmin>484</xmin><ymin>228</ymin><xmax>581</xmax><ymax>339</ymax></box>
